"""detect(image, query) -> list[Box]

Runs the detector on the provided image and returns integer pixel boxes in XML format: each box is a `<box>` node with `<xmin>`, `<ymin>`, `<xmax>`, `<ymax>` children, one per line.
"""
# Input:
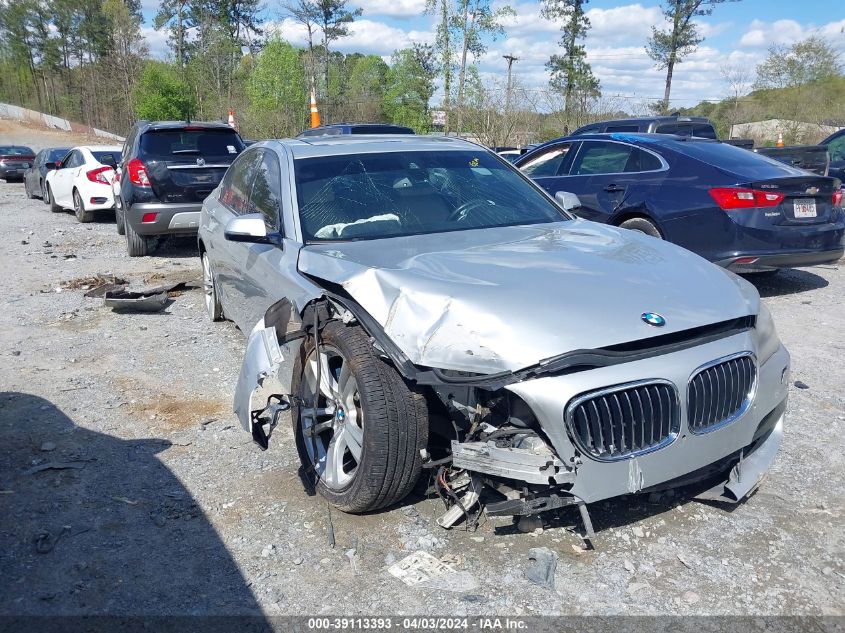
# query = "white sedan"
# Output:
<box><xmin>44</xmin><ymin>145</ymin><xmax>122</xmax><ymax>222</ymax></box>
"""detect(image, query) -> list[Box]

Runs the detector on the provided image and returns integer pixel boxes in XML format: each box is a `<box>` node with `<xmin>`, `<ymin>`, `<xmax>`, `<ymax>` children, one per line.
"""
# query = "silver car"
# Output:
<box><xmin>199</xmin><ymin>136</ymin><xmax>789</xmax><ymax>532</ymax></box>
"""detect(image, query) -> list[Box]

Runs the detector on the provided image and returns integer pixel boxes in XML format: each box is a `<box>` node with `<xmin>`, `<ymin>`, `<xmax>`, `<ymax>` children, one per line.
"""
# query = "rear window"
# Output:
<box><xmin>91</xmin><ymin>151</ymin><xmax>121</xmax><ymax>165</ymax></box>
<box><xmin>0</xmin><ymin>146</ymin><xmax>34</xmax><ymax>155</ymax></box>
<box><xmin>655</xmin><ymin>122</ymin><xmax>717</xmax><ymax>139</ymax></box>
<box><xmin>673</xmin><ymin>140</ymin><xmax>807</xmax><ymax>179</ymax></box>
<box><xmin>140</xmin><ymin>129</ymin><xmax>244</xmax><ymax>158</ymax></box>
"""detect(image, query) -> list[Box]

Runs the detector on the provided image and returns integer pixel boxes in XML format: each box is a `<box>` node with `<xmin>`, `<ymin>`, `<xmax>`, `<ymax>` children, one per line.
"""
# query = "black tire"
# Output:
<box><xmin>292</xmin><ymin>321</ymin><xmax>428</xmax><ymax>513</ymax></box>
<box><xmin>115</xmin><ymin>197</ymin><xmax>126</xmax><ymax>235</ymax></box>
<box><xmin>47</xmin><ymin>184</ymin><xmax>62</xmax><ymax>213</ymax></box>
<box><xmin>125</xmin><ymin>222</ymin><xmax>152</xmax><ymax>256</ymax></box>
<box><xmin>202</xmin><ymin>252</ymin><xmax>224</xmax><ymax>321</ymax></box>
<box><xmin>619</xmin><ymin>216</ymin><xmax>661</xmax><ymax>239</ymax></box>
<box><xmin>73</xmin><ymin>189</ymin><xmax>94</xmax><ymax>223</ymax></box>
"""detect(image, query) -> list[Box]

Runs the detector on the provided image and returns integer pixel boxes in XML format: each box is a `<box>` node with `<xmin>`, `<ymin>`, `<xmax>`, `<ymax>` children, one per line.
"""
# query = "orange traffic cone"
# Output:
<box><xmin>228</xmin><ymin>110</ymin><xmax>236</xmax><ymax>130</ymax></box>
<box><xmin>310</xmin><ymin>89</ymin><xmax>321</xmax><ymax>128</ymax></box>
<box><xmin>776</xmin><ymin>131</ymin><xmax>784</xmax><ymax>147</ymax></box>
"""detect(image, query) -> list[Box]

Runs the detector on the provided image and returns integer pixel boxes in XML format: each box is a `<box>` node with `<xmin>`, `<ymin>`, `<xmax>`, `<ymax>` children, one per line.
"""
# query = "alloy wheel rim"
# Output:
<box><xmin>300</xmin><ymin>346</ymin><xmax>363</xmax><ymax>489</ymax></box>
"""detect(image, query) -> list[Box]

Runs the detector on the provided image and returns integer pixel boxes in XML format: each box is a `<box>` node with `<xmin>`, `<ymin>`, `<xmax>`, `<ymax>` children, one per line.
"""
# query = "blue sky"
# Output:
<box><xmin>139</xmin><ymin>0</ymin><xmax>845</xmax><ymax>109</ymax></box>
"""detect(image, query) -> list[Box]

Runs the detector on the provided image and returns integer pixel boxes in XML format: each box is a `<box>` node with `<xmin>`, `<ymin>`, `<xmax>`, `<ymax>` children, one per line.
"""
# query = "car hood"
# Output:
<box><xmin>297</xmin><ymin>220</ymin><xmax>759</xmax><ymax>374</ymax></box>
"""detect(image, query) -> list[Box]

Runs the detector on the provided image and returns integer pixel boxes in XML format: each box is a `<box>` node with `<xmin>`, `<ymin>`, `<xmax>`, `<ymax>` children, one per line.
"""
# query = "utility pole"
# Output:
<box><xmin>503</xmin><ymin>54</ymin><xmax>519</xmax><ymax>113</ymax></box>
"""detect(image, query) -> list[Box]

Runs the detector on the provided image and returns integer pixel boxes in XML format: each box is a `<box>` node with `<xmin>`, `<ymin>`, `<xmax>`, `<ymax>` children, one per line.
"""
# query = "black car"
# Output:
<box><xmin>0</xmin><ymin>145</ymin><xmax>36</xmax><ymax>182</ymax></box>
<box><xmin>23</xmin><ymin>147</ymin><xmax>70</xmax><ymax>199</ymax></box>
<box><xmin>572</xmin><ymin>116</ymin><xmax>717</xmax><ymax>139</ymax></box>
<box><xmin>116</xmin><ymin>121</ymin><xmax>245</xmax><ymax>256</ymax></box>
<box><xmin>515</xmin><ymin>133</ymin><xmax>845</xmax><ymax>272</ymax></box>
<box><xmin>297</xmin><ymin>123</ymin><xmax>415</xmax><ymax>137</ymax></box>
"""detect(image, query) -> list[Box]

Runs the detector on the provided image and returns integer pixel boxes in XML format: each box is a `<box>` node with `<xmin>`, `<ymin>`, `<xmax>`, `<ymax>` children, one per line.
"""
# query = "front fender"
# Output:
<box><xmin>233</xmin><ymin>299</ymin><xmax>305</xmax><ymax>432</ymax></box>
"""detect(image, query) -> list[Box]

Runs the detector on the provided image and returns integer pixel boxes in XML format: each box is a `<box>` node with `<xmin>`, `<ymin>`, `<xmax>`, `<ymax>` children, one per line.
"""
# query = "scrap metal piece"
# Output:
<box><xmin>695</xmin><ymin>418</ymin><xmax>783</xmax><ymax>503</ymax></box>
<box><xmin>436</xmin><ymin>488</ymin><xmax>481</xmax><ymax>529</ymax></box>
<box><xmin>525</xmin><ymin>547</ymin><xmax>557</xmax><ymax>590</ymax></box>
<box><xmin>103</xmin><ymin>289</ymin><xmax>168</xmax><ymax>312</ymax></box>
<box><xmin>450</xmin><ymin>439</ymin><xmax>574</xmax><ymax>485</ymax></box>
<box><xmin>234</xmin><ymin>325</ymin><xmax>286</xmax><ymax>432</ymax></box>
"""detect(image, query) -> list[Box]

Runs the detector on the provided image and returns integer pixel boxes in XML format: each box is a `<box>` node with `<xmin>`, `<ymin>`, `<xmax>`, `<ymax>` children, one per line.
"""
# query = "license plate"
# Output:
<box><xmin>794</xmin><ymin>199</ymin><xmax>817</xmax><ymax>218</ymax></box>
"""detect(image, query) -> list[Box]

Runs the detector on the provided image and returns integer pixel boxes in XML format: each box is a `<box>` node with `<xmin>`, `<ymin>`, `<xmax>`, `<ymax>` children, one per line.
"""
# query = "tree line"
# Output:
<box><xmin>0</xmin><ymin>0</ymin><xmax>841</xmax><ymax>145</ymax></box>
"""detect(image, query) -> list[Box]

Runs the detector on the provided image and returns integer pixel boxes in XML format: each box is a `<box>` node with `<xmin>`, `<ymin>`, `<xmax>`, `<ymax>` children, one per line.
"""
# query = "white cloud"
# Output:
<box><xmin>267</xmin><ymin>18</ymin><xmax>433</xmax><ymax>56</ymax></box>
<box><xmin>739</xmin><ymin>17</ymin><xmax>845</xmax><ymax>52</ymax></box>
<box><xmin>141</xmin><ymin>26</ymin><xmax>170</xmax><ymax>60</ymax></box>
<box><xmin>357</xmin><ymin>0</ymin><xmax>428</xmax><ymax>19</ymax></box>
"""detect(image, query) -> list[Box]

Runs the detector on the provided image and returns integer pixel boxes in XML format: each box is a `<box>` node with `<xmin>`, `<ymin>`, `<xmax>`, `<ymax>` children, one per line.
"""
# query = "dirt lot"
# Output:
<box><xmin>1</xmin><ymin>121</ymin><xmax>843</xmax><ymax>618</ymax></box>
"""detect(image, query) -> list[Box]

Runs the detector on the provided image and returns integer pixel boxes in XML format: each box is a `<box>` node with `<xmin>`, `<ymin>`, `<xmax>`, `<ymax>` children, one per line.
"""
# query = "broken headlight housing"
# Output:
<box><xmin>754</xmin><ymin>303</ymin><xmax>780</xmax><ymax>365</ymax></box>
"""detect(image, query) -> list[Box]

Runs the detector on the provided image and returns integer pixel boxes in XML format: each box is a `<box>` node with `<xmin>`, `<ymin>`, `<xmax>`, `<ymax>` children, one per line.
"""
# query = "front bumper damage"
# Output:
<box><xmin>233</xmin><ymin>295</ymin><xmax>789</xmax><ymax>539</ymax></box>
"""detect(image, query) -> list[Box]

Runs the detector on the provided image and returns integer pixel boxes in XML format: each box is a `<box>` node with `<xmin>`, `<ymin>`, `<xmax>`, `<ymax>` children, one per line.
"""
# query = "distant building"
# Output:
<box><xmin>730</xmin><ymin>119</ymin><xmax>844</xmax><ymax>145</ymax></box>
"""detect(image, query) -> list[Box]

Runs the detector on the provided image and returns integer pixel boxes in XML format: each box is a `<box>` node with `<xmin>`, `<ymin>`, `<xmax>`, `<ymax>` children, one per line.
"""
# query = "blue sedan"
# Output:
<box><xmin>515</xmin><ymin>133</ymin><xmax>845</xmax><ymax>272</ymax></box>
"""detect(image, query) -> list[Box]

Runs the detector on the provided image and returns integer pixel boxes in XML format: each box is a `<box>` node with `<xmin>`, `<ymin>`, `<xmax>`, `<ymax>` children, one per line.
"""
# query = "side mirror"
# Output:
<box><xmin>555</xmin><ymin>191</ymin><xmax>582</xmax><ymax>212</ymax></box>
<box><xmin>224</xmin><ymin>214</ymin><xmax>271</xmax><ymax>244</ymax></box>
<box><xmin>46</xmin><ymin>161</ymin><xmax>58</xmax><ymax>170</ymax></box>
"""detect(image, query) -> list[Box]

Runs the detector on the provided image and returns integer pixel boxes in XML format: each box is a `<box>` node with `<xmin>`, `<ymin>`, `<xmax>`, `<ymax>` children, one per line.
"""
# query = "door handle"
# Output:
<box><xmin>604</xmin><ymin>184</ymin><xmax>624</xmax><ymax>193</ymax></box>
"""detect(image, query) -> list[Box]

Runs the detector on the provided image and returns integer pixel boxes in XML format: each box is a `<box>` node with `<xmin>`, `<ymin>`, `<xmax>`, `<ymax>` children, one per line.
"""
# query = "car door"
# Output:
<box><xmin>234</xmin><ymin>149</ymin><xmax>304</xmax><ymax>331</ymax></box>
<box><xmin>206</xmin><ymin>148</ymin><xmax>264</xmax><ymax>327</ymax></box>
<box><xmin>560</xmin><ymin>140</ymin><xmax>665</xmax><ymax>223</ymax></box>
<box><xmin>51</xmin><ymin>150</ymin><xmax>81</xmax><ymax>206</ymax></box>
<box><xmin>516</xmin><ymin>141</ymin><xmax>577</xmax><ymax>195</ymax></box>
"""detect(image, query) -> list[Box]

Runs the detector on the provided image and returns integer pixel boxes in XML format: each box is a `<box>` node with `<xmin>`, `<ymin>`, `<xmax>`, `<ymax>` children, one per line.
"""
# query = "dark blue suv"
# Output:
<box><xmin>515</xmin><ymin>133</ymin><xmax>845</xmax><ymax>272</ymax></box>
<box><xmin>297</xmin><ymin>123</ymin><xmax>414</xmax><ymax>137</ymax></box>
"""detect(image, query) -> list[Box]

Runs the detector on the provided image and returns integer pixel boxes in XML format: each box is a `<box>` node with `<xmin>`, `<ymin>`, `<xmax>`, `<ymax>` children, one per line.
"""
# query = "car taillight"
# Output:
<box><xmin>834</xmin><ymin>189</ymin><xmax>844</xmax><ymax>208</ymax></box>
<box><xmin>709</xmin><ymin>187</ymin><xmax>785</xmax><ymax>210</ymax></box>
<box><xmin>86</xmin><ymin>166</ymin><xmax>111</xmax><ymax>184</ymax></box>
<box><xmin>127</xmin><ymin>158</ymin><xmax>150</xmax><ymax>186</ymax></box>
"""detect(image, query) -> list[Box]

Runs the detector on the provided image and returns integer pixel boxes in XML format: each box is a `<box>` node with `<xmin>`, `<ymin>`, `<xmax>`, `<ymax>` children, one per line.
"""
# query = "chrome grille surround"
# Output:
<box><xmin>687</xmin><ymin>351</ymin><xmax>757</xmax><ymax>435</ymax></box>
<box><xmin>565</xmin><ymin>379</ymin><xmax>680</xmax><ymax>462</ymax></box>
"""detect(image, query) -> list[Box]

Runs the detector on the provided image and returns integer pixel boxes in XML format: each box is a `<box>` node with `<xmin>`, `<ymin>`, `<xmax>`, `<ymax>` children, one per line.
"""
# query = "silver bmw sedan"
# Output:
<box><xmin>198</xmin><ymin>135</ymin><xmax>789</xmax><ymax>532</ymax></box>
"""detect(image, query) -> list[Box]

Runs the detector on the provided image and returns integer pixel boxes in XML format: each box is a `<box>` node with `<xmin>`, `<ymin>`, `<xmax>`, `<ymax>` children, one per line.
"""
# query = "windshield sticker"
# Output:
<box><xmin>227</xmin><ymin>145</ymin><xmax>237</xmax><ymax>153</ymax></box>
<box><xmin>469</xmin><ymin>157</ymin><xmax>479</xmax><ymax>167</ymax></box>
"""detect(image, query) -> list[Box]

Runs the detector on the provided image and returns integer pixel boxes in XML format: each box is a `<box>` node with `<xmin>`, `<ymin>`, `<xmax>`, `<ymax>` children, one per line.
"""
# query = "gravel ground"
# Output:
<box><xmin>0</xmin><ymin>121</ymin><xmax>843</xmax><ymax>618</ymax></box>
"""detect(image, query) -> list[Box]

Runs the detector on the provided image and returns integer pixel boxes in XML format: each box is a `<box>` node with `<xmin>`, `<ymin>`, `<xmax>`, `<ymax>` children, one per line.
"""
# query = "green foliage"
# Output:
<box><xmin>133</xmin><ymin>61</ymin><xmax>196</xmax><ymax>121</ymax></box>
<box><xmin>246</xmin><ymin>38</ymin><xmax>307</xmax><ymax>137</ymax></box>
<box><xmin>382</xmin><ymin>46</ymin><xmax>436</xmax><ymax>133</ymax></box>
<box><xmin>755</xmin><ymin>37</ymin><xmax>842</xmax><ymax>90</ymax></box>
<box><xmin>541</xmin><ymin>0</ymin><xmax>600</xmax><ymax>121</ymax></box>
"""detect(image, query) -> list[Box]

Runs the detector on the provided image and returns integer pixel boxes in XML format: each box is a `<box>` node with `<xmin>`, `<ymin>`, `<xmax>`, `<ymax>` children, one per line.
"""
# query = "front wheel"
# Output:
<box><xmin>73</xmin><ymin>190</ymin><xmax>94</xmax><ymax>223</ymax></box>
<box><xmin>292</xmin><ymin>321</ymin><xmax>428</xmax><ymax>513</ymax></box>
<box><xmin>619</xmin><ymin>216</ymin><xmax>661</xmax><ymax>239</ymax></box>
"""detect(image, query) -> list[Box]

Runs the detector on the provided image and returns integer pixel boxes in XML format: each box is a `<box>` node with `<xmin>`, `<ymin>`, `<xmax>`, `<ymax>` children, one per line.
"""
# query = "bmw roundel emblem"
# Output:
<box><xmin>641</xmin><ymin>312</ymin><xmax>666</xmax><ymax>327</ymax></box>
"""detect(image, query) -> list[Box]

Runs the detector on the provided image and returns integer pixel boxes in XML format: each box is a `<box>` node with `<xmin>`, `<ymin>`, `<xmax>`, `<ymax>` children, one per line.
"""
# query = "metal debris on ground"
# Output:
<box><xmin>387</xmin><ymin>551</ymin><xmax>478</xmax><ymax>592</ymax></box>
<box><xmin>524</xmin><ymin>547</ymin><xmax>557</xmax><ymax>590</ymax></box>
<box><xmin>60</xmin><ymin>274</ymin><xmax>128</xmax><ymax>296</ymax></box>
<box><xmin>103</xmin><ymin>289</ymin><xmax>168</xmax><ymax>312</ymax></box>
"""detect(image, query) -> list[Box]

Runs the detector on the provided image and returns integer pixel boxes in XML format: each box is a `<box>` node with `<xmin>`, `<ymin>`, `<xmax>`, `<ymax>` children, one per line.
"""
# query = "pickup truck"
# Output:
<box><xmin>754</xmin><ymin>145</ymin><xmax>830</xmax><ymax>177</ymax></box>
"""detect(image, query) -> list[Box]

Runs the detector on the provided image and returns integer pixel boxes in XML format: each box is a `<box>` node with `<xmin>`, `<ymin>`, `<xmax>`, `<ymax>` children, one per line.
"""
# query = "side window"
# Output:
<box><xmin>219</xmin><ymin>150</ymin><xmax>262</xmax><ymax>215</ymax></box>
<box><xmin>519</xmin><ymin>143</ymin><xmax>572</xmax><ymax>177</ymax></box>
<box><xmin>624</xmin><ymin>148</ymin><xmax>664</xmax><ymax>172</ymax></box>
<box><xmin>571</xmin><ymin>142</ymin><xmax>634</xmax><ymax>175</ymax></box>
<box><xmin>64</xmin><ymin>151</ymin><xmax>81</xmax><ymax>168</ymax></box>
<box><xmin>249</xmin><ymin>150</ymin><xmax>283</xmax><ymax>231</ymax></box>
<box><xmin>35</xmin><ymin>151</ymin><xmax>44</xmax><ymax>166</ymax></box>
<box><xmin>828</xmin><ymin>135</ymin><xmax>845</xmax><ymax>162</ymax></box>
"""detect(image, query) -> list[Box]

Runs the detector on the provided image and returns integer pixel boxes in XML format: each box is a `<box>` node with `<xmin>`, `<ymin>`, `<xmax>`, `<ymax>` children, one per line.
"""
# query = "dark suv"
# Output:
<box><xmin>571</xmin><ymin>116</ymin><xmax>717</xmax><ymax>139</ymax></box>
<box><xmin>116</xmin><ymin>121</ymin><xmax>245</xmax><ymax>256</ymax></box>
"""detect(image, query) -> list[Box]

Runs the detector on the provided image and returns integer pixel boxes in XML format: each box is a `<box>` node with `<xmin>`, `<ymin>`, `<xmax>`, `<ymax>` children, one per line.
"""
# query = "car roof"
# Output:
<box><xmin>78</xmin><ymin>145</ymin><xmax>123</xmax><ymax>152</ymax></box>
<box><xmin>140</xmin><ymin>121</ymin><xmax>236</xmax><ymax>131</ymax></box>
<box><xmin>580</xmin><ymin>115</ymin><xmax>713</xmax><ymax>127</ymax></box>
<box><xmin>262</xmin><ymin>135</ymin><xmax>483</xmax><ymax>159</ymax></box>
